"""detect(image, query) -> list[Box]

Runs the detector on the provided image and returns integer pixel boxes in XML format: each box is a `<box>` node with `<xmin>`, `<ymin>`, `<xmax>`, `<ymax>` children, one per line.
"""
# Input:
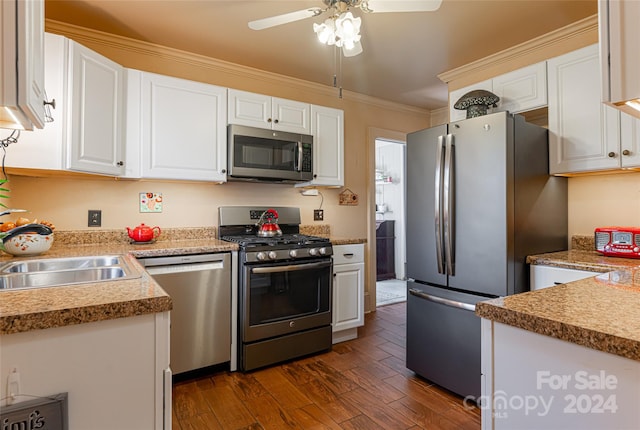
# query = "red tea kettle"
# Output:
<box><xmin>127</xmin><ymin>223</ymin><xmax>161</xmax><ymax>242</ymax></box>
<box><xmin>256</xmin><ymin>209</ymin><xmax>282</xmax><ymax>238</ymax></box>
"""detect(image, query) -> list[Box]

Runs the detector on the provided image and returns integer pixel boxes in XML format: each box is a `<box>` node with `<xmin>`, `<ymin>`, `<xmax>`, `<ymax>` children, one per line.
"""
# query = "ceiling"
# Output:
<box><xmin>44</xmin><ymin>0</ymin><xmax>598</xmax><ymax>110</ymax></box>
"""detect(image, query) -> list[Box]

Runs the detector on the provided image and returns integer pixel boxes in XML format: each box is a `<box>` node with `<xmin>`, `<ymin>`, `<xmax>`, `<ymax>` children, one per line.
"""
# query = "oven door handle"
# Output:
<box><xmin>251</xmin><ymin>261</ymin><xmax>331</xmax><ymax>274</ymax></box>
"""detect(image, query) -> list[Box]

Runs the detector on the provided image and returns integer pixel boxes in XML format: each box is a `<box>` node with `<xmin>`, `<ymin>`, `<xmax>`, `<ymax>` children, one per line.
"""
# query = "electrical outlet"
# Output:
<box><xmin>314</xmin><ymin>209</ymin><xmax>324</xmax><ymax>221</ymax></box>
<box><xmin>88</xmin><ymin>210</ymin><xmax>102</xmax><ymax>227</ymax></box>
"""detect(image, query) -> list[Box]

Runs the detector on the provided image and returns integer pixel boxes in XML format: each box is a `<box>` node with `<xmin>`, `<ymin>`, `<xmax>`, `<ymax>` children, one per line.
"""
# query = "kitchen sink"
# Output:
<box><xmin>0</xmin><ymin>255</ymin><xmax>143</xmax><ymax>291</ymax></box>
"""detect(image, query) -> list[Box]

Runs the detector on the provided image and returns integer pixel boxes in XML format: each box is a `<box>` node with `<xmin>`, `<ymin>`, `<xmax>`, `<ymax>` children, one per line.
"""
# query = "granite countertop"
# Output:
<box><xmin>477</xmin><ymin>235</ymin><xmax>640</xmax><ymax>361</ymax></box>
<box><xmin>0</xmin><ymin>226</ymin><xmax>365</xmax><ymax>335</ymax></box>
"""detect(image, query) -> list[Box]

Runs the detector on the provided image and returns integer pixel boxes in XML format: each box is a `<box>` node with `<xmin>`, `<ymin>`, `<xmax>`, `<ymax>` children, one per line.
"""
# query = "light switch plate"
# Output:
<box><xmin>314</xmin><ymin>209</ymin><xmax>324</xmax><ymax>221</ymax></box>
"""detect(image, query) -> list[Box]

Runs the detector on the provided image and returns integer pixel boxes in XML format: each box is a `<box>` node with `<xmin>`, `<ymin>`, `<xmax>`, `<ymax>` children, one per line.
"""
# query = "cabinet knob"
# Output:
<box><xmin>623</xmin><ymin>149</ymin><xmax>631</xmax><ymax>156</ymax></box>
<box><xmin>608</xmin><ymin>152</ymin><xmax>616</xmax><ymax>158</ymax></box>
<box><xmin>221</xmin><ymin>169</ymin><xmax>226</xmax><ymax>174</ymax></box>
<box><xmin>116</xmin><ymin>161</ymin><xmax>124</xmax><ymax>166</ymax></box>
<box><xmin>274</xmin><ymin>119</ymin><xmax>279</xmax><ymax>124</ymax></box>
<box><xmin>267</xmin><ymin>118</ymin><xmax>272</xmax><ymax>123</ymax></box>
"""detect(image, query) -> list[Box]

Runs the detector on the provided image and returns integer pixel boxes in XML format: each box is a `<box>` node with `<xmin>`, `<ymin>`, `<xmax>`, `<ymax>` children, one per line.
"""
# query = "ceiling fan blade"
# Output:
<box><xmin>248</xmin><ymin>7</ymin><xmax>324</xmax><ymax>30</ymax></box>
<box><xmin>363</xmin><ymin>0</ymin><xmax>443</xmax><ymax>13</ymax></box>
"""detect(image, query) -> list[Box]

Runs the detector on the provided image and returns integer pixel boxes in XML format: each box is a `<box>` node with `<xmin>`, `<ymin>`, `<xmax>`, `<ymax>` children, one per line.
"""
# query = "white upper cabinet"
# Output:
<box><xmin>298</xmin><ymin>105</ymin><xmax>344</xmax><ymax>187</ymax></box>
<box><xmin>448</xmin><ymin>63</ymin><xmax>547</xmax><ymax>123</ymax></box>
<box><xmin>228</xmin><ymin>89</ymin><xmax>310</xmax><ymax>134</ymax></box>
<box><xmin>67</xmin><ymin>41</ymin><xmax>125</xmax><ymax>175</ymax></box>
<box><xmin>125</xmin><ymin>70</ymin><xmax>227</xmax><ymax>182</ymax></box>
<box><xmin>547</xmin><ymin>44</ymin><xmax>640</xmax><ymax>174</ymax></box>
<box><xmin>492</xmin><ymin>62</ymin><xmax>547</xmax><ymax>114</ymax></box>
<box><xmin>599</xmin><ymin>0</ymin><xmax>640</xmax><ymax>119</ymax></box>
<box><xmin>0</xmin><ymin>0</ymin><xmax>46</xmax><ymax>130</ymax></box>
<box><xmin>6</xmin><ymin>33</ymin><xmax>125</xmax><ymax>176</ymax></box>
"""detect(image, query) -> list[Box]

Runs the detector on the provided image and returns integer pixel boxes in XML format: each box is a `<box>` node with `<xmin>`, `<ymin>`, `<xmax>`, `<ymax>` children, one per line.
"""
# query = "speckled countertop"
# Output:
<box><xmin>0</xmin><ymin>226</ymin><xmax>365</xmax><ymax>335</ymax></box>
<box><xmin>477</xmin><ymin>235</ymin><xmax>640</xmax><ymax>361</ymax></box>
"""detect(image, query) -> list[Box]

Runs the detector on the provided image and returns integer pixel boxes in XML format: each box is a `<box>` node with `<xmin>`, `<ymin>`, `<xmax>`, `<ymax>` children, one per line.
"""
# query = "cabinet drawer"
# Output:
<box><xmin>530</xmin><ymin>265</ymin><xmax>598</xmax><ymax>291</ymax></box>
<box><xmin>332</xmin><ymin>244</ymin><xmax>364</xmax><ymax>265</ymax></box>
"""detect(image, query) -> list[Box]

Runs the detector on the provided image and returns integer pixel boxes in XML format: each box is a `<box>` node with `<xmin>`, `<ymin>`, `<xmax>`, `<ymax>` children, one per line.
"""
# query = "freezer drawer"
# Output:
<box><xmin>406</xmin><ymin>281</ymin><xmax>482</xmax><ymax>399</ymax></box>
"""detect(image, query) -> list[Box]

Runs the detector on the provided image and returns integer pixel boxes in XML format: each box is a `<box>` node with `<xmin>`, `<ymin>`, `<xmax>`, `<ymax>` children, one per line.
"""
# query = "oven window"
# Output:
<box><xmin>248</xmin><ymin>261</ymin><xmax>330</xmax><ymax>326</ymax></box>
<box><xmin>234</xmin><ymin>135</ymin><xmax>296</xmax><ymax>170</ymax></box>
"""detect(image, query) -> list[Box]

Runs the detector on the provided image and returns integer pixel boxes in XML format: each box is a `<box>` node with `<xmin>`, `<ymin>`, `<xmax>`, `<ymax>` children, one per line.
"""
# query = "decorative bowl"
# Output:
<box><xmin>0</xmin><ymin>224</ymin><xmax>55</xmax><ymax>256</ymax></box>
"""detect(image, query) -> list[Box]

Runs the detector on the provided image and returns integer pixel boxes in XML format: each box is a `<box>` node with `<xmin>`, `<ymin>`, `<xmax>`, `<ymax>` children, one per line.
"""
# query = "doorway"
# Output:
<box><xmin>375</xmin><ymin>138</ymin><xmax>407</xmax><ymax>307</ymax></box>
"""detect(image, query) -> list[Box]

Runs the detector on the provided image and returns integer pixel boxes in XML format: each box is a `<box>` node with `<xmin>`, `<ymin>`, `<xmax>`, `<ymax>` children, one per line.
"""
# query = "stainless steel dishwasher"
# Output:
<box><xmin>139</xmin><ymin>253</ymin><xmax>231</xmax><ymax>375</ymax></box>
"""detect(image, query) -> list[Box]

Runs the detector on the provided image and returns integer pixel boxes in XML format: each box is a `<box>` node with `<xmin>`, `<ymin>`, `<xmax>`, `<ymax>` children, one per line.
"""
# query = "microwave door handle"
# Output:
<box><xmin>296</xmin><ymin>141</ymin><xmax>303</xmax><ymax>172</ymax></box>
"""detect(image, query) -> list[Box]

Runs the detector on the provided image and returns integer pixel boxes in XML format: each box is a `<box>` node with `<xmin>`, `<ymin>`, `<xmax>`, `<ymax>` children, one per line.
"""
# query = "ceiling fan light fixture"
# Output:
<box><xmin>335</xmin><ymin>11</ymin><xmax>361</xmax><ymax>46</ymax></box>
<box><xmin>313</xmin><ymin>18</ymin><xmax>338</xmax><ymax>45</ymax></box>
<box><xmin>342</xmin><ymin>39</ymin><xmax>363</xmax><ymax>57</ymax></box>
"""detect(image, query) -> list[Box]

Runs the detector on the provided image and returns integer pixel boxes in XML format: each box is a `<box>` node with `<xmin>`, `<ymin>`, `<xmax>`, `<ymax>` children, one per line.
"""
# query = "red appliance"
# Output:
<box><xmin>595</xmin><ymin>227</ymin><xmax>640</xmax><ymax>258</ymax></box>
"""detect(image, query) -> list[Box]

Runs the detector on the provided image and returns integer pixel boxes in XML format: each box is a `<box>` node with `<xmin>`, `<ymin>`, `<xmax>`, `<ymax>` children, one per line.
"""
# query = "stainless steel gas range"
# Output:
<box><xmin>218</xmin><ymin>206</ymin><xmax>333</xmax><ymax>371</ymax></box>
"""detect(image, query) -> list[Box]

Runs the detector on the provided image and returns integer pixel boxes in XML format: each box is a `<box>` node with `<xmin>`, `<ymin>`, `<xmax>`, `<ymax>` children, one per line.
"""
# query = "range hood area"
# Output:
<box><xmin>0</xmin><ymin>0</ymin><xmax>45</xmax><ymax>130</ymax></box>
<box><xmin>599</xmin><ymin>0</ymin><xmax>640</xmax><ymax>119</ymax></box>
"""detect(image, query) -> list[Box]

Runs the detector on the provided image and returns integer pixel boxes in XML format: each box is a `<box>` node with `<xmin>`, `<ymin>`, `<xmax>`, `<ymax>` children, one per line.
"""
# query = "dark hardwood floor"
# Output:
<box><xmin>172</xmin><ymin>302</ymin><xmax>481</xmax><ymax>430</ymax></box>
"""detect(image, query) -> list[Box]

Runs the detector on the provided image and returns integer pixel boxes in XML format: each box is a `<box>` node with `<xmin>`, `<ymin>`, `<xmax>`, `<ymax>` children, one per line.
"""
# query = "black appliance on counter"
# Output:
<box><xmin>406</xmin><ymin>112</ymin><xmax>568</xmax><ymax>399</ymax></box>
<box><xmin>218</xmin><ymin>206</ymin><xmax>333</xmax><ymax>371</ymax></box>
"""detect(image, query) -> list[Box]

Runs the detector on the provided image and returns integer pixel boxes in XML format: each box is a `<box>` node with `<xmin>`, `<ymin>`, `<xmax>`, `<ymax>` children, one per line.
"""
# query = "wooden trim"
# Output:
<box><xmin>437</xmin><ymin>14</ymin><xmax>598</xmax><ymax>85</ymax></box>
<box><xmin>44</xmin><ymin>19</ymin><xmax>430</xmax><ymax>116</ymax></box>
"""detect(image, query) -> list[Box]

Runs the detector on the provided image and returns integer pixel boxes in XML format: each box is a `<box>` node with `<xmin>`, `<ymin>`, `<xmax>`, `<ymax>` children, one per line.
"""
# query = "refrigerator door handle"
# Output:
<box><xmin>434</xmin><ymin>135</ymin><xmax>445</xmax><ymax>274</ymax></box>
<box><xmin>443</xmin><ymin>134</ymin><xmax>455</xmax><ymax>276</ymax></box>
<box><xmin>409</xmin><ymin>288</ymin><xmax>476</xmax><ymax>312</ymax></box>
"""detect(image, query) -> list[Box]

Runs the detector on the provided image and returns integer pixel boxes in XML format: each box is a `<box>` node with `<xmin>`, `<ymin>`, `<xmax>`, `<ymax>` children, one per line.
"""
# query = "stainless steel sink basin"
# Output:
<box><xmin>0</xmin><ymin>255</ymin><xmax>142</xmax><ymax>291</ymax></box>
<box><xmin>1</xmin><ymin>255</ymin><xmax>122</xmax><ymax>273</ymax></box>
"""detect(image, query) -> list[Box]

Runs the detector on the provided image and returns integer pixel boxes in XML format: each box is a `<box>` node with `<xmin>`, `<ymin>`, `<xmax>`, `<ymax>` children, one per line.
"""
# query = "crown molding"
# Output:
<box><xmin>45</xmin><ymin>19</ymin><xmax>430</xmax><ymax>117</ymax></box>
<box><xmin>437</xmin><ymin>14</ymin><xmax>598</xmax><ymax>84</ymax></box>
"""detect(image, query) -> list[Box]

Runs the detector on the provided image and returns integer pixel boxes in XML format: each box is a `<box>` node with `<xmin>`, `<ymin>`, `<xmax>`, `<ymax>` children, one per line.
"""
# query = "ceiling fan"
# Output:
<box><xmin>248</xmin><ymin>0</ymin><xmax>443</xmax><ymax>57</ymax></box>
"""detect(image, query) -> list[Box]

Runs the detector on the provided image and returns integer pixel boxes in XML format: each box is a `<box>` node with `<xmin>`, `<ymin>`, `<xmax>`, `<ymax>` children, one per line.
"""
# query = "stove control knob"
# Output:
<box><xmin>268</xmin><ymin>251</ymin><xmax>278</xmax><ymax>260</ymax></box>
<box><xmin>289</xmin><ymin>249</ymin><xmax>298</xmax><ymax>258</ymax></box>
<box><xmin>256</xmin><ymin>252</ymin><xmax>267</xmax><ymax>261</ymax></box>
<box><xmin>319</xmin><ymin>247</ymin><xmax>327</xmax><ymax>255</ymax></box>
<box><xmin>309</xmin><ymin>248</ymin><xmax>319</xmax><ymax>256</ymax></box>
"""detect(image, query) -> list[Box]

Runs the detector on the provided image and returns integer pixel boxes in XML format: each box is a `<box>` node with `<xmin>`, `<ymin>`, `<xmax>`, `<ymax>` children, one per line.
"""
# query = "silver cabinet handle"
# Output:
<box><xmin>409</xmin><ymin>288</ymin><xmax>475</xmax><ymax>312</ymax></box>
<box><xmin>342</xmin><ymin>253</ymin><xmax>354</xmax><ymax>257</ymax></box>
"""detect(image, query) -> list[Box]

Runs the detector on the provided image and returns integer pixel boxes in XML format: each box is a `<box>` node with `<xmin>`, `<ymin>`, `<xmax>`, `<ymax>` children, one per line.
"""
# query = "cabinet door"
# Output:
<box><xmin>305</xmin><ymin>105</ymin><xmax>344</xmax><ymax>186</ymax></box>
<box><xmin>620</xmin><ymin>111</ymin><xmax>640</xmax><ymax>167</ymax></box>
<box><xmin>140</xmin><ymin>72</ymin><xmax>227</xmax><ymax>181</ymax></box>
<box><xmin>227</xmin><ymin>89</ymin><xmax>271</xmax><ymax>128</ymax></box>
<box><xmin>548</xmin><ymin>44</ymin><xmax>620</xmax><ymax>174</ymax></box>
<box><xmin>67</xmin><ymin>41</ymin><xmax>125</xmax><ymax>175</ymax></box>
<box><xmin>272</xmin><ymin>97</ymin><xmax>310</xmax><ymax>133</ymax></box>
<box><xmin>332</xmin><ymin>262</ymin><xmax>364</xmax><ymax>332</ymax></box>
<box><xmin>6</xmin><ymin>33</ymin><xmax>66</xmax><ymax>170</ymax></box>
<box><xmin>449</xmin><ymin>80</ymin><xmax>492</xmax><ymax>122</ymax></box>
<box><xmin>492</xmin><ymin>62</ymin><xmax>547</xmax><ymax>114</ymax></box>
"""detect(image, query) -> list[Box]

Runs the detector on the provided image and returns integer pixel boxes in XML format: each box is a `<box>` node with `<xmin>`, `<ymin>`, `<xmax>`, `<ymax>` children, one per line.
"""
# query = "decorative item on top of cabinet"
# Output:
<box><xmin>547</xmin><ymin>43</ymin><xmax>640</xmax><ymax>174</ymax></box>
<box><xmin>332</xmin><ymin>243</ymin><xmax>364</xmax><ymax>344</ymax></box>
<box><xmin>6</xmin><ymin>33</ymin><xmax>125</xmax><ymax>176</ymax></box>
<box><xmin>227</xmin><ymin>89</ymin><xmax>310</xmax><ymax>134</ymax></box>
<box><xmin>453</xmin><ymin>89</ymin><xmax>499</xmax><ymax>118</ymax></box>
<box><xmin>599</xmin><ymin>0</ymin><xmax>640</xmax><ymax>120</ymax></box>
<box><xmin>125</xmin><ymin>70</ymin><xmax>227</xmax><ymax>182</ymax></box>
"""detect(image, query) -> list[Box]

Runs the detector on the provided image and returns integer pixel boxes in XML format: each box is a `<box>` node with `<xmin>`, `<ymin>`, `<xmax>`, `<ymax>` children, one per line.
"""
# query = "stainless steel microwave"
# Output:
<box><xmin>227</xmin><ymin>124</ymin><xmax>313</xmax><ymax>183</ymax></box>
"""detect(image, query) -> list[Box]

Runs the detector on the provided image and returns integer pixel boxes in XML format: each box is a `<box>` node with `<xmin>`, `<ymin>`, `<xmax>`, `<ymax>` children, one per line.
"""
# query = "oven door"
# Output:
<box><xmin>241</xmin><ymin>258</ymin><xmax>332</xmax><ymax>342</ymax></box>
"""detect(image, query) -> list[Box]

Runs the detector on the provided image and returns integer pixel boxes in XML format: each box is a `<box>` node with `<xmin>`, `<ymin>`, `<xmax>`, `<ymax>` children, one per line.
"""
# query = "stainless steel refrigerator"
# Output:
<box><xmin>406</xmin><ymin>111</ymin><xmax>567</xmax><ymax>399</ymax></box>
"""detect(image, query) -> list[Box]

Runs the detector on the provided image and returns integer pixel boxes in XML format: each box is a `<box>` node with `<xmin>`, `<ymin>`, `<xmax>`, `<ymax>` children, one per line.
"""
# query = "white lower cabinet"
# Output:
<box><xmin>481</xmin><ymin>320</ymin><xmax>640</xmax><ymax>430</ymax></box>
<box><xmin>7</xmin><ymin>32</ymin><xmax>125</xmax><ymax>176</ymax></box>
<box><xmin>332</xmin><ymin>244</ymin><xmax>364</xmax><ymax>343</ymax></box>
<box><xmin>125</xmin><ymin>70</ymin><xmax>227</xmax><ymax>181</ymax></box>
<box><xmin>0</xmin><ymin>312</ymin><xmax>170</xmax><ymax>430</ymax></box>
<box><xmin>530</xmin><ymin>264</ymin><xmax>598</xmax><ymax>290</ymax></box>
